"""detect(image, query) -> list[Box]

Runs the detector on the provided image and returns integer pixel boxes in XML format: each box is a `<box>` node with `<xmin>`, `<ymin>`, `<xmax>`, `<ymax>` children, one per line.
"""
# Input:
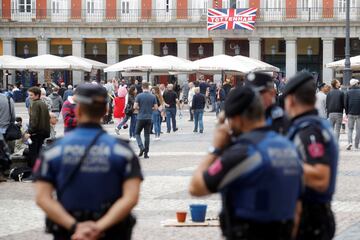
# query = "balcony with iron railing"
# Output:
<box><xmin>2</xmin><ymin>8</ymin><xmax>360</xmax><ymax>24</ymax></box>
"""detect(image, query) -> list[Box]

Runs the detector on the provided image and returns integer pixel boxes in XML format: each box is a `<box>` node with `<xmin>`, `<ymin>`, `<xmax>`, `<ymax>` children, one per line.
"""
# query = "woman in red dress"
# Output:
<box><xmin>113</xmin><ymin>86</ymin><xmax>128</xmax><ymax>124</ymax></box>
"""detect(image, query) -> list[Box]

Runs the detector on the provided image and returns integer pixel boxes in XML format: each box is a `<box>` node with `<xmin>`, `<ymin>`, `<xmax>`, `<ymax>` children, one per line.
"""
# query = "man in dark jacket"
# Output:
<box><xmin>49</xmin><ymin>87</ymin><xmax>63</xmax><ymax>117</ymax></box>
<box><xmin>192</xmin><ymin>87</ymin><xmax>206</xmax><ymax>133</ymax></box>
<box><xmin>345</xmin><ymin>79</ymin><xmax>360</xmax><ymax>150</ymax></box>
<box><xmin>326</xmin><ymin>79</ymin><xmax>345</xmax><ymax>141</ymax></box>
<box><xmin>25</xmin><ymin>87</ymin><xmax>50</xmax><ymax>168</ymax></box>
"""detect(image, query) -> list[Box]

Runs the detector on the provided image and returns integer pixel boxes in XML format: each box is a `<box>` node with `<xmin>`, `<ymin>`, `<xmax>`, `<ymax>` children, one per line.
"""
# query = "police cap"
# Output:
<box><xmin>244</xmin><ymin>72</ymin><xmax>274</xmax><ymax>91</ymax></box>
<box><xmin>283</xmin><ymin>71</ymin><xmax>314</xmax><ymax>97</ymax></box>
<box><xmin>225</xmin><ymin>86</ymin><xmax>256</xmax><ymax>118</ymax></box>
<box><xmin>74</xmin><ymin>83</ymin><xmax>107</xmax><ymax>105</ymax></box>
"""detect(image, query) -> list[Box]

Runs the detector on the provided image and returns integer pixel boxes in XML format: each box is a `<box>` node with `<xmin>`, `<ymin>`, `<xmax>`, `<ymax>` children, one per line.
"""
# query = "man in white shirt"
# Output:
<box><xmin>315</xmin><ymin>83</ymin><xmax>330</xmax><ymax>118</ymax></box>
<box><xmin>187</xmin><ymin>82</ymin><xmax>195</xmax><ymax>122</ymax></box>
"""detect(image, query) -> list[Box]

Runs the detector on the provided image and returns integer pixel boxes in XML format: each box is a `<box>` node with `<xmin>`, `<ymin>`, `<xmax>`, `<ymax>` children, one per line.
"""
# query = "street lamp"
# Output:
<box><xmin>198</xmin><ymin>44</ymin><xmax>204</xmax><ymax>57</ymax></box>
<box><xmin>92</xmin><ymin>45</ymin><xmax>98</xmax><ymax>57</ymax></box>
<box><xmin>58</xmin><ymin>45</ymin><xmax>64</xmax><ymax>56</ymax></box>
<box><xmin>234</xmin><ymin>44</ymin><xmax>240</xmax><ymax>55</ymax></box>
<box><xmin>4</xmin><ymin>70</ymin><xmax>11</xmax><ymax>91</ymax></box>
<box><xmin>23</xmin><ymin>44</ymin><xmax>29</xmax><ymax>57</ymax></box>
<box><xmin>162</xmin><ymin>44</ymin><xmax>169</xmax><ymax>56</ymax></box>
<box><xmin>128</xmin><ymin>45</ymin><xmax>133</xmax><ymax>56</ymax></box>
<box><xmin>271</xmin><ymin>45</ymin><xmax>276</xmax><ymax>55</ymax></box>
<box><xmin>307</xmin><ymin>45</ymin><xmax>313</xmax><ymax>71</ymax></box>
<box><xmin>344</xmin><ymin>0</ymin><xmax>352</xmax><ymax>87</ymax></box>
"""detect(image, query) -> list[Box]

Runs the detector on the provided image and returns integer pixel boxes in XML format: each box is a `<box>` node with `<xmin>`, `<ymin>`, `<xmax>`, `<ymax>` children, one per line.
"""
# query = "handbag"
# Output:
<box><xmin>125</xmin><ymin>102</ymin><xmax>134</xmax><ymax>116</ymax></box>
<box><xmin>4</xmin><ymin>97</ymin><xmax>22</xmax><ymax>141</ymax></box>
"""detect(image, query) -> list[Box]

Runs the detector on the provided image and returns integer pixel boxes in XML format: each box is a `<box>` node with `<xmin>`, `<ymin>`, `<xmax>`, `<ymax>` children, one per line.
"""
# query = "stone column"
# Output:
<box><xmin>141</xmin><ymin>38</ymin><xmax>154</xmax><ymax>55</ymax></box>
<box><xmin>72</xmin><ymin>38</ymin><xmax>84</xmax><ymax>85</ymax></box>
<box><xmin>285</xmin><ymin>37</ymin><xmax>298</xmax><ymax>78</ymax></box>
<box><xmin>213</xmin><ymin>38</ymin><xmax>225</xmax><ymax>56</ymax></box>
<box><xmin>141</xmin><ymin>38</ymin><xmax>154</xmax><ymax>82</ymax></box>
<box><xmin>177</xmin><ymin>37</ymin><xmax>189</xmax><ymax>86</ymax></box>
<box><xmin>213</xmin><ymin>38</ymin><xmax>225</xmax><ymax>82</ymax></box>
<box><xmin>249</xmin><ymin>37</ymin><xmax>261</xmax><ymax>60</ymax></box>
<box><xmin>322</xmin><ymin>38</ymin><xmax>335</xmax><ymax>84</ymax></box>
<box><xmin>2</xmin><ymin>38</ymin><xmax>15</xmax><ymax>86</ymax></box>
<box><xmin>106</xmin><ymin>38</ymin><xmax>119</xmax><ymax>80</ymax></box>
<box><xmin>37</xmin><ymin>38</ymin><xmax>50</xmax><ymax>84</ymax></box>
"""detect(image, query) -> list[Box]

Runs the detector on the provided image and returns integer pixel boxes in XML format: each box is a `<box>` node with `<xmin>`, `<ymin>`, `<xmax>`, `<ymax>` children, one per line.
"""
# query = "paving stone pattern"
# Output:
<box><xmin>0</xmin><ymin>103</ymin><xmax>359</xmax><ymax>239</ymax></box>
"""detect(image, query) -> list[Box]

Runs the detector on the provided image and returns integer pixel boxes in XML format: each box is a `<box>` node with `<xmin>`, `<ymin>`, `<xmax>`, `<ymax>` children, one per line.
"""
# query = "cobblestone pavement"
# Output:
<box><xmin>0</xmin><ymin>103</ymin><xmax>359</xmax><ymax>239</ymax></box>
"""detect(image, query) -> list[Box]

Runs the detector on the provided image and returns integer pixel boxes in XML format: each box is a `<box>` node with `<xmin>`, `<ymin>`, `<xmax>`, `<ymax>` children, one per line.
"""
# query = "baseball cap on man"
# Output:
<box><xmin>350</xmin><ymin>79</ymin><xmax>359</xmax><ymax>86</ymax></box>
<box><xmin>283</xmin><ymin>71</ymin><xmax>315</xmax><ymax>97</ymax></box>
<box><xmin>244</xmin><ymin>72</ymin><xmax>274</xmax><ymax>92</ymax></box>
<box><xmin>74</xmin><ymin>83</ymin><xmax>107</xmax><ymax>105</ymax></box>
<box><xmin>225</xmin><ymin>86</ymin><xmax>256</xmax><ymax>117</ymax></box>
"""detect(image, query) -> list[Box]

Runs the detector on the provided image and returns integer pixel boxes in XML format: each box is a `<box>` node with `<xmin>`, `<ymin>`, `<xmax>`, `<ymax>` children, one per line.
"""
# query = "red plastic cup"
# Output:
<box><xmin>176</xmin><ymin>211</ymin><xmax>187</xmax><ymax>223</ymax></box>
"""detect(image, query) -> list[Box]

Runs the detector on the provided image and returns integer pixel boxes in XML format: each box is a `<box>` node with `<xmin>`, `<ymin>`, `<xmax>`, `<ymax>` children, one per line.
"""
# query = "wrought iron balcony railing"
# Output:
<box><xmin>2</xmin><ymin>8</ymin><xmax>359</xmax><ymax>24</ymax></box>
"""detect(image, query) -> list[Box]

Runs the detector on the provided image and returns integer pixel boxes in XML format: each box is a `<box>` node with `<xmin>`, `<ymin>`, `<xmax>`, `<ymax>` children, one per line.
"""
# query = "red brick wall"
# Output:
<box><xmin>106</xmin><ymin>0</ymin><xmax>116</xmax><ymax>19</ymax></box>
<box><xmin>323</xmin><ymin>0</ymin><xmax>334</xmax><ymax>18</ymax></box>
<box><xmin>177</xmin><ymin>0</ymin><xmax>187</xmax><ymax>19</ymax></box>
<box><xmin>71</xmin><ymin>0</ymin><xmax>82</xmax><ymax>19</ymax></box>
<box><xmin>36</xmin><ymin>0</ymin><xmax>47</xmax><ymax>19</ymax></box>
<box><xmin>286</xmin><ymin>0</ymin><xmax>297</xmax><ymax>18</ymax></box>
<box><xmin>142</xmin><ymin>0</ymin><xmax>152</xmax><ymax>19</ymax></box>
<box><xmin>2</xmin><ymin>0</ymin><xmax>11</xmax><ymax>19</ymax></box>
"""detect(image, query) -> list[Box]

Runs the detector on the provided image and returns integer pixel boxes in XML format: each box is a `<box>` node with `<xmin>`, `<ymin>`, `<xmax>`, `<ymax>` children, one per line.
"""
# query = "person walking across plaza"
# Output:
<box><xmin>49</xmin><ymin>86</ymin><xmax>63</xmax><ymax>117</ymax></box>
<box><xmin>152</xmin><ymin>86</ymin><xmax>164</xmax><ymax>140</ymax></box>
<box><xmin>215</xmin><ymin>83</ymin><xmax>226</xmax><ymax>116</ymax></box>
<box><xmin>209</xmin><ymin>80</ymin><xmax>216</xmax><ymax>112</ymax></box>
<box><xmin>34</xmin><ymin>83</ymin><xmax>143</xmax><ymax>240</ymax></box>
<box><xmin>134</xmin><ymin>82</ymin><xmax>158</xmax><ymax>159</ymax></box>
<box><xmin>187</xmin><ymin>82</ymin><xmax>195</xmax><ymax>121</ymax></box>
<box><xmin>25</xmin><ymin>87</ymin><xmax>50</xmax><ymax>168</ymax></box>
<box><xmin>245</xmin><ymin>72</ymin><xmax>290</xmax><ymax>135</ymax></box>
<box><xmin>345</xmin><ymin>79</ymin><xmax>360</xmax><ymax>150</ymax></box>
<box><xmin>63</xmin><ymin>85</ymin><xmax>74</xmax><ymax>101</ymax></box>
<box><xmin>163</xmin><ymin>84</ymin><xmax>179</xmax><ymax>133</ymax></box>
<box><xmin>316</xmin><ymin>83</ymin><xmax>331</xmax><ymax>119</ymax></box>
<box><xmin>326</xmin><ymin>79</ymin><xmax>345</xmax><ymax>141</ymax></box>
<box><xmin>115</xmin><ymin>85</ymin><xmax>138</xmax><ymax>141</ymax></box>
<box><xmin>284</xmin><ymin>71</ymin><xmax>338</xmax><ymax>240</ymax></box>
<box><xmin>0</xmin><ymin>90</ymin><xmax>16</xmax><ymax>149</ymax></box>
<box><xmin>62</xmin><ymin>95</ymin><xmax>77</xmax><ymax>133</ymax></box>
<box><xmin>189</xmin><ymin>86</ymin><xmax>302</xmax><ymax>240</ymax></box>
<box><xmin>192</xmin><ymin>87</ymin><xmax>205</xmax><ymax>133</ymax></box>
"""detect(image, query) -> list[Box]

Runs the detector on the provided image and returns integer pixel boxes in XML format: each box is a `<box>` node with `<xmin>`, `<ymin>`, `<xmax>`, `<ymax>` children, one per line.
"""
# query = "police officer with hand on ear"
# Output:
<box><xmin>245</xmin><ymin>72</ymin><xmax>290</xmax><ymax>135</ymax></box>
<box><xmin>284</xmin><ymin>71</ymin><xmax>338</xmax><ymax>240</ymax></box>
<box><xmin>189</xmin><ymin>86</ymin><xmax>303</xmax><ymax>240</ymax></box>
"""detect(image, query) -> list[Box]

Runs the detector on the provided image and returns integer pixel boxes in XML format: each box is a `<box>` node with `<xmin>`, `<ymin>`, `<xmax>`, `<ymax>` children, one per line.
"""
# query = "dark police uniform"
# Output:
<box><xmin>35</xmin><ymin>84</ymin><xmax>143</xmax><ymax>239</ymax></box>
<box><xmin>204</xmin><ymin>86</ymin><xmax>303</xmax><ymax>240</ymax></box>
<box><xmin>245</xmin><ymin>72</ymin><xmax>290</xmax><ymax>135</ymax></box>
<box><xmin>284</xmin><ymin>72</ymin><xmax>338</xmax><ymax>240</ymax></box>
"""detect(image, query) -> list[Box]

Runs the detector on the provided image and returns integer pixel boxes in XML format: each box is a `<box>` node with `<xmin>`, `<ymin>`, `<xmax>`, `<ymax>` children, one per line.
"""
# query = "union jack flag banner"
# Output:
<box><xmin>207</xmin><ymin>8</ymin><xmax>258</xmax><ymax>31</ymax></box>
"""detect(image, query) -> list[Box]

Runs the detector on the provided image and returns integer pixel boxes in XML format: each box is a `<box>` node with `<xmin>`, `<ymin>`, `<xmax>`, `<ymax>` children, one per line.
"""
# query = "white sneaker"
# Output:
<box><xmin>115</xmin><ymin>127</ymin><xmax>120</xmax><ymax>135</ymax></box>
<box><xmin>346</xmin><ymin>143</ymin><xmax>352</xmax><ymax>150</ymax></box>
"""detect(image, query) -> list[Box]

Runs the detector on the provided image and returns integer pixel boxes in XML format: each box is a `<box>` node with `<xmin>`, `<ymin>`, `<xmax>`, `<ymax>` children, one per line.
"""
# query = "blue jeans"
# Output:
<box><xmin>194</xmin><ymin>109</ymin><xmax>204</xmax><ymax>132</ymax></box>
<box><xmin>129</xmin><ymin>114</ymin><xmax>137</xmax><ymax>138</ymax></box>
<box><xmin>216</xmin><ymin>101</ymin><xmax>224</xmax><ymax>116</ymax></box>
<box><xmin>152</xmin><ymin>110</ymin><xmax>161</xmax><ymax>137</ymax></box>
<box><xmin>210</xmin><ymin>95</ymin><xmax>216</xmax><ymax>111</ymax></box>
<box><xmin>165</xmin><ymin>108</ymin><xmax>177</xmax><ymax>132</ymax></box>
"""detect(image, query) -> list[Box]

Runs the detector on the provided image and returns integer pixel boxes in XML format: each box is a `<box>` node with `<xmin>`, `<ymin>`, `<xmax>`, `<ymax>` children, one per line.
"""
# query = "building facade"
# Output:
<box><xmin>1</xmin><ymin>0</ymin><xmax>360</xmax><ymax>85</ymax></box>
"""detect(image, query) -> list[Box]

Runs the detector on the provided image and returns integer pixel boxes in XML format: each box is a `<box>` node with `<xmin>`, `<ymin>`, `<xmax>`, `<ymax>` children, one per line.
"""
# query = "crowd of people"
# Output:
<box><xmin>0</xmin><ymin>70</ymin><xmax>355</xmax><ymax>240</ymax></box>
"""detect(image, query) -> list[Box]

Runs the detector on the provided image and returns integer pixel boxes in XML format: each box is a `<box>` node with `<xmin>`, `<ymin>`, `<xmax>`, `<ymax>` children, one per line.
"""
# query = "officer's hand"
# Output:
<box><xmin>71</xmin><ymin>221</ymin><xmax>101</xmax><ymax>240</ymax></box>
<box><xmin>213</xmin><ymin>121</ymin><xmax>231</xmax><ymax>151</ymax></box>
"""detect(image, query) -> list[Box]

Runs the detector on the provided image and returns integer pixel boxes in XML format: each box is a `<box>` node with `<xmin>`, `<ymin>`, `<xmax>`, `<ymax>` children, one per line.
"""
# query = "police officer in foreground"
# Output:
<box><xmin>283</xmin><ymin>71</ymin><xmax>338</xmax><ymax>240</ymax></box>
<box><xmin>189</xmin><ymin>86</ymin><xmax>303</xmax><ymax>240</ymax></box>
<box><xmin>34</xmin><ymin>83</ymin><xmax>143</xmax><ymax>240</ymax></box>
<box><xmin>245</xmin><ymin>72</ymin><xmax>290</xmax><ymax>135</ymax></box>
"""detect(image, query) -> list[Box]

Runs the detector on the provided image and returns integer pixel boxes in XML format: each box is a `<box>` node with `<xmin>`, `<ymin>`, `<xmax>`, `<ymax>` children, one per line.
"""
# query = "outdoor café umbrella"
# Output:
<box><xmin>160</xmin><ymin>55</ymin><xmax>194</xmax><ymax>72</ymax></box>
<box><xmin>104</xmin><ymin>54</ymin><xmax>173</xmax><ymax>80</ymax></box>
<box><xmin>326</xmin><ymin>55</ymin><xmax>360</xmax><ymax>71</ymax></box>
<box><xmin>0</xmin><ymin>55</ymin><xmax>23</xmax><ymax>68</ymax></box>
<box><xmin>63</xmin><ymin>56</ymin><xmax>108</xmax><ymax>70</ymax></box>
<box><xmin>233</xmin><ymin>55</ymin><xmax>280</xmax><ymax>72</ymax></box>
<box><xmin>2</xmin><ymin>54</ymin><xmax>76</xmax><ymax>70</ymax></box>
